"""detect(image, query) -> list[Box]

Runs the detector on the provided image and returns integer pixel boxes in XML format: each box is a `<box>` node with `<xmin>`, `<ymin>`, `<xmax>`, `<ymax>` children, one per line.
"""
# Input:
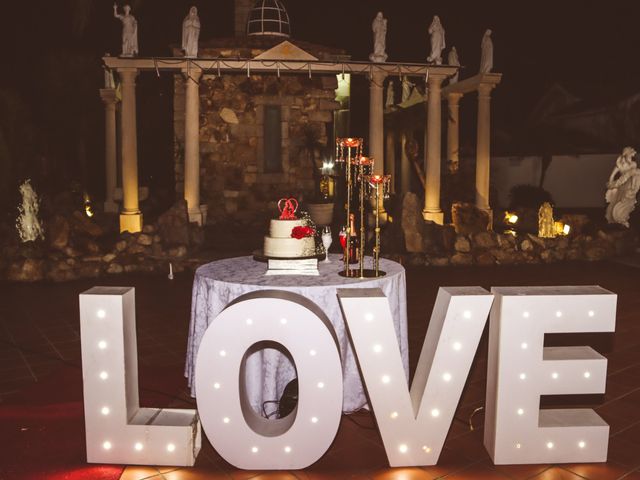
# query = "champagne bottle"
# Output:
<box><xmin>348</xmin><ymin>213</ymin><xmax>359</xmax><ymax>264</ymax></box>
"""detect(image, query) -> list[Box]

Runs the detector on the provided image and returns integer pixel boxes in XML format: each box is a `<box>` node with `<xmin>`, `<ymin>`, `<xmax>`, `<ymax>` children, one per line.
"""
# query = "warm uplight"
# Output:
<box><xmin>134</xmin><ymin>442</ymin><xmax>143</xmax><ymax>451</ymax></box>
<box><xmin>452</xmin><ymin>342</ymin><xmax>462</xmax><ymax>351</ymax></box>
<box><xmin>547</xmin><ymin>442</ymin><xmax>554</xmax><ymax>449</ymax></box>
<box><xmin>213</xmin><ymin>382</ymin><xmax>220</xmax><ymax>389</ymax></box>
<box><xmin>373</xmin><ymin>344</ymin><xmax>382</xmax><ymax>353</ymax></box>
<box><xmin>517</xmin><ymin>408</ymin><xmax>524</xmax><ymax>415</ymax></box>
<box><xmin>431</xmin><ymin>408</ymin><xmax>440</xmax><ymax>418</ymax></box>
<box><xmin>579</xmin><ymin>441</ymin><xmax>586</xmax><ymax>449</ymax></box>
<box><xmin>552</xmin><ymin>372</ymin><xmax>559</xmax><ymax>379</ymax></box>
<box><xmin>442</xmin><ymin>372</ymin><xmax>452</xmax><ymax>382</ymax></box>
<box><xmin>167</xmin><ymin>443</ymin><xmax>176</xmax><ymax>452</ymax></box>
<box><xmin>98</xmin><ymin>340</ymin><xmax>107</xmax><ymax>350</ymax></box>
<box><xmin>99</xmin><ymin>371</ymin><xmax>109</xmax><ymax>380</ymax></box>
<box><xmin>103</xmin><ymin>441</ymin><xmax>112</xmax><ymax>450</ymax></box>
<box><xmin>390</xmin><ymin>411</ymin><xmax>399</xmax><ymax>419</ymax></box>
<box><xmin>381</xmin><ymin>375</ymin><xmax>391</xmax><ymax>384</ymax></box>
<box><xmin>223</xmin><ymin>417</ymin><xmax>230</xmax><ymax>424</ymax></box>
<box><xmin>284</xmin><ymin>446</ymin><xmax>292</xmax><ymax>453</ymax></box>
<box><xmin>97</xmin><ymin>309</ymin><xmax>106</xmax><ymax>319</ymax></box>
<box><xmin>252</xmin><ymin>446</ymin><xmax>259</xmax><ymax>453</ymax></box>
<box><xmin>311</xmin><ymin>417</ymin><xmax>319</xmax><ymax>423</ymax></box>
<box><xmin>505</xmin><ymin>212</ymin><xmax>519</xmax><ymax>224</ymax></box>
<box><xmin>398</xmin><ymin>444</ymin><xmax>408</xmax><ymax>453</ymax></box>
<box><xmin>101</xmin><ymin>406</ymin><xmax>110</xmax><ymax>416</ymax></box>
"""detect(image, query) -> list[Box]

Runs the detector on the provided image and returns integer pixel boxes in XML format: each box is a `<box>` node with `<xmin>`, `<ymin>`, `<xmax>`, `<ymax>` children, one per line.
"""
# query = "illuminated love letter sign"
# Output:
<box><xmin>79</xmin><ymin>287</ymin><xmax>201</xmax><ymax>466</ymax></box>
<box><xmin>339</xmin><ymin>287</ymin><xmax>493</xmax><ymax>467</ymax></box>
<box><xmin>484</xmin><ymin>286</ymin><xmax>616</xmax><ymax>464</ymax></box>
<box><xmin>195</xmin><ymin>290</ymin><xmax>343</xmax><ymax>470</ymax></box>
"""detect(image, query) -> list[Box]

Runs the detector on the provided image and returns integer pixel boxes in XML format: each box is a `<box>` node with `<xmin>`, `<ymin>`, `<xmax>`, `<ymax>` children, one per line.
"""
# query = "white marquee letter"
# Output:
<box><xmin>484</xmin><ymin>286</ymin><xmax>616</xmax><ymax>464</ymax></box>
<box><xmin>195</xmin><ymin>291</ymin><xmax>343</xmax><ymax>470</ymax></box>
<box><xmin>339</xmin><ymin>287</ymin><xmax>493</xmax><ymax>466</ymax></box>
<box><xmin>79</xmin><ymin>287</ymin><xmax>201</xmax><ymax>466</ymax></box>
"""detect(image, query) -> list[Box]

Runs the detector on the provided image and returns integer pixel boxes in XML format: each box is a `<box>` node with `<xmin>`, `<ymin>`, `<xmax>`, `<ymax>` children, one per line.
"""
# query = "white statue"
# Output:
<box><xmin>401</xmin><ymin>76</ymin><xmax>413</xmax><ymax>102</ymax></box>
<box><xmin>385</xmin><ymin>80</ymin><xmax>395</xmax><ymax>109</ymax></box>
<box><xmin>605</xmin><ymin>147</ymin><xmax>640</xmax><ymax>228</ymax></box>
<box><xmin>427</xmin><ymin>15</ymin><xmax>445</xmax><ymax>65</ymax></box>
<box><xmin>113</xmin><ymin>4</ymin><xmax>138</xmax><ymax>57</ymax></box>
<box><xmin>369</xmin><ymin>12</ymin><xmax>388</xmax><ymax>62</ymax></box>
<box><xmin>16</xmin><ymin>179</ymin><xmax>44</xmax><ymax>243</ymax></box>
<box><xmin>448</xmin><ymin>46</ymin><xmax>460</xmax><ymax>83</ymax></box>
<box><xmin>480</xmin><ymin>29</ymin><xmax>493</xmax><ymax>74</ymax></box>
<box><xmin>182</xmin><ymin>6</ymin><xmax>200</xmax><ymax>58</ymax></box>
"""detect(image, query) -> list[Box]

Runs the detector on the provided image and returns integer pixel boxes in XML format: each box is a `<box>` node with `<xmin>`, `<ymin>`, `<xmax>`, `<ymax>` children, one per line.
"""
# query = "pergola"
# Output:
<box><xmin>100</xmin><ymin>56</ymin><xmax>498</xmax><ymax>232</ymax></box>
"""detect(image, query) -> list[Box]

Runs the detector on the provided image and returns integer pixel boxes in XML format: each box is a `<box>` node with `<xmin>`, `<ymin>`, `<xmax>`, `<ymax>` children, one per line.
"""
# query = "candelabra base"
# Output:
<box><xmin>338</xmin><ymin>269</ymin><xmax>387</xmax><ymax>279</ymax></box>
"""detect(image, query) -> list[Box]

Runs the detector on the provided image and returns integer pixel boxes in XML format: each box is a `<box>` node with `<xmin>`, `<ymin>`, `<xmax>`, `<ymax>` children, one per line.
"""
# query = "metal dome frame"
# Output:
<box><xmin>247</xmin><ymin>0</ymin><xmax>291</xmax><ymax>37</ymax></box>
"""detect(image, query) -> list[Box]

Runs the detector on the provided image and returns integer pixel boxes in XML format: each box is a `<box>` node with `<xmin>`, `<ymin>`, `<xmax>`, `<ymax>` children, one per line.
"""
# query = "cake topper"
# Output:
<box><xmin>278</xmin><ymin>198</ymin><xmax>298</xmax><ymax>220</ymax></box>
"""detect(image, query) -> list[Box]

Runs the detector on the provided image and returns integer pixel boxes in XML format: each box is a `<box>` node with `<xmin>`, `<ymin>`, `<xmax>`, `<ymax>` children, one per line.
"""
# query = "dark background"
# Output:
<box><xmin>0</xmin><ymin>0</ymin><xmax>637</xmax><ymax>211</ymax></box>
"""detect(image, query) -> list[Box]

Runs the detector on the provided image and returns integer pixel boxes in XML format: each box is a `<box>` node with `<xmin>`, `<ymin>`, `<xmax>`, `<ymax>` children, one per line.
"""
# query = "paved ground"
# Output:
<box><xmin>1</xmin><ymin>259</ymin><xmax>640</xmax><ymax>479</ymax></box>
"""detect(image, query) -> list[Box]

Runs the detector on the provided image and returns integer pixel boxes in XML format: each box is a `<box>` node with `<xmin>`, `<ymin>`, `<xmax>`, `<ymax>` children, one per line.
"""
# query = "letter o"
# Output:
<box><xmin>195</xmin><ymin>291</ymin><xmax>343</xmax><ymax>470</ymax></box>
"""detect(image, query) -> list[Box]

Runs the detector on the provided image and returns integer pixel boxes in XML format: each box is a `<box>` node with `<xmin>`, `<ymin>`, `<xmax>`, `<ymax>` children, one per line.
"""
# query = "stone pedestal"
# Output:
<box><xmin>422</xmin><ymin>75</ymin><xmax>445</xmax><ymax>224</ymax></box>
<box><xmin>100</xmin><ymin>88</ymin><xmax>119</xmax><ymax>213</ymax></box>
<box><xmin>117</xmin><ymin>68</ymin><xmax>142</xmax><ymax>233</ymax></box>
<box><xmin>183</xmin><ymin>70</ymin><xmax>203</xmax><ymax>225</ymax></box>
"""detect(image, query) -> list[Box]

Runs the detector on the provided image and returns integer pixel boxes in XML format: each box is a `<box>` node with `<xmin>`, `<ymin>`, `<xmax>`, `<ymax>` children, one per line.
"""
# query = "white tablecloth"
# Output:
<box><xmin>185</xmin><ymin>254</ymin><xmax>408</xmax><ymax>413</ymax></box>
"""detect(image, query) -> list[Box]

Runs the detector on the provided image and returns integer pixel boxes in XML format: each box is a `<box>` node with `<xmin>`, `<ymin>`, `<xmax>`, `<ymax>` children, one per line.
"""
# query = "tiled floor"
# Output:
<box><xmin>2</xmin><ymin>260</ymin><xmax>640</xmax><ymax>479</ymax></box>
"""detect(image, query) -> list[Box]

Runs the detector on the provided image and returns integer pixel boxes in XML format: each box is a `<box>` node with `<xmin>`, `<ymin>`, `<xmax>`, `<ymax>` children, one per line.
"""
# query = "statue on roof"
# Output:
<box><xmin>113</xmin><ymin>4</ymin><xmax>138</xmax><ymax>57</ymax></box>
<box><xmin>605</xmin><ymin>147</ymin><xmax>640</xmax><ymax>228</ymax></box>
<box><xmin>182</xmin><ymin>6</ymin><xmax>201</xmax><ymax>58</ymax></box>
<box><xmin>369</xmin><ymin>12</ymin><xmax>388</xmax><ymax>63</ymax></box>
<box><xmin>385</xmin><ymin>80</ymin><xmax>395</xmax><ymax>109</ymax></box>
<box><xmin>401</xmin><ymin>76</ymin><xmax>413</xmax><ymax>102</ymax></box>
<box><xmin>448</xmin><ymin>47</ymin><xmax>460</xmax><ymax>83</ymax></box>
<box><xmin>427</xmin><ymin>15</ymin><xmax>445</xmax><ymax>65</ymax></box>
<box><xmin>480</xmin><ymin>29</ymin><xmax>494</xmax><ymax>73</ymax></box>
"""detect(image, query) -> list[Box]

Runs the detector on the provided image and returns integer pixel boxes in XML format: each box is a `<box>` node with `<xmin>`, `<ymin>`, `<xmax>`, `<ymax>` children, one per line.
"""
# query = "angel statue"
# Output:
<box><xmin>182</xmin><ymin>6</ymin><xmax>201</xmax><ymax>58</ymax></box>
<box><xmin>448</xmin><ymin>46</ymin><xmax>460</xmax><ymax>83</ymax></box>
<box><xmin>480</xmin><ymin>29</ymin><xmax>493</xmax><ymax>74</ymax></box>
<box><xmin>113</xmin><ymin>4</ymin><xmax>138</xmax><ymax>57</ymax></box>
<box><xmin>605</xmin><ymin>147</ymin><xmax>640</xmax><ymax>228</ymax></box>
<box><xmin>369</xmin><ymin>12</ymin><xmax>388</xmax><ymax>62</ymax></box>
<box><xmin>427</xmin><ymin>15</ymin><xmax>445</xmax><ymax>64</ymax></box>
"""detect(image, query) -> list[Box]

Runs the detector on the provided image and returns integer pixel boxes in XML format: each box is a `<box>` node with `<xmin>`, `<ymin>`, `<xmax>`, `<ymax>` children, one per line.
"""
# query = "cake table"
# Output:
<box><xmin>185</xmin><ymin>254</ymin><xmax>408</xmax><ymax>414</ymax></box>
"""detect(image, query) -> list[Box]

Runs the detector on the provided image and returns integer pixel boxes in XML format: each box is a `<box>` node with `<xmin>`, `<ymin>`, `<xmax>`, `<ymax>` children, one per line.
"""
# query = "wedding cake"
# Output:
<box><xmin>263</xmin><ymin>199</ymin><xmax>316</xmax><ymax>259</ymax></box>
<box><xmin>264</xmin><ymin>219</ymin><xmax>316</xmax><ymax>258</ymax></box>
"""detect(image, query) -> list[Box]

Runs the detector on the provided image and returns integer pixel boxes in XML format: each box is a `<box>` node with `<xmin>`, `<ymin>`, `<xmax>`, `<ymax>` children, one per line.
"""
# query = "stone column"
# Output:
<box><xmin>117</xmin><ymin>68</ymin><xmax>142</xmax><ymax>233</ymax></box>
<box><xmin>422</xmin><ymin>75</ymin><xmax>444</xmax><ymax>224</ymax></box>
<box><xmin>385</xmin><ymin>130</ymin><xmax>396</xmax><ymax>194</ymax></box>
<box><xmin>447</xmin><ymin>92</ymin><xmax>462</xmax><ymax>175</ymax></box>
<box><xmin>369</xmin><ymin>71</ymin><xmax>387</xmax><ymax>213</ymax></box>
<box><xmin>400</xmin><ymin>132</ymin><xmax>411</xmax><ymax>195</ymax></box>
<box><xmin>99</xmin><ymin>88</ymin><xmax>118</xmax><ymax>213</ymax></box>
<box><xmin>183</xmin><ymin>69</ymin><xmax>203</xmax><ymax>225</ymax></box>
<box><xmin>476</xmin><ymin>83</ymin><xmax>494</xmax><ymax>218</ymax></box>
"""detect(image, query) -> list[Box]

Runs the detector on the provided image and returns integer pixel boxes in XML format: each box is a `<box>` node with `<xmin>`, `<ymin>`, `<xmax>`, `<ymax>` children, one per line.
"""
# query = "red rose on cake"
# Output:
<box><xmin>291</xmin><ymin>226</ymin><xmax>315</xmax><ymax>239</ymax></box>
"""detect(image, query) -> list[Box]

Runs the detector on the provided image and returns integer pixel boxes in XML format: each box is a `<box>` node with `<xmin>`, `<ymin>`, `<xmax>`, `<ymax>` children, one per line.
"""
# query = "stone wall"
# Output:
<box><xmin>396</xmin><ymin>193</ymin><xmax>638</xmax><ymax>267</ymax></box>
<box><xmin>173</xmin><ymin>46</ymin><xmax>341</xmax><ymax>224</ymax></box>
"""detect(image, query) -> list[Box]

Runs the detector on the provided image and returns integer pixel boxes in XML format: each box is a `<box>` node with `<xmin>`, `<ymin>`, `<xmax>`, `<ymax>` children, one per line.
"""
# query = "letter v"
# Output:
<box><xmin>338</xmin><ymin>287</ymin><xmax>493</xmax><ymax>467</ymax></box>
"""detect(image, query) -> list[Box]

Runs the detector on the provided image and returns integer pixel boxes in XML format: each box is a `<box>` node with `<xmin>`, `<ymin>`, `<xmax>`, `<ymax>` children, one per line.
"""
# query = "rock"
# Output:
<box><xmin>142</xmin><ymin>224</ymin><xmax>155</xmax><ymax>234</ymax></box>
<box><xmin>401</xmin><ymin>193</ymin><xmax>425</xmax><ymax>253</ymax></box>
<box><xmin>47</xmin><ymin>215</ymin><xmax>70</xmax><ymax>250</ymax></box>
<box><xmin>454</xmin><ymin>235</ymin><xmax>471</xmax><ymax>253</ymax></box>
<box><xmin>124</xmin><ymin>264</ymin><xmax>140</xmax><ymax>273</ymax></box>
<box><xmin>441</xmin><ymin>226</ymin><xmax>457</xmax><ymax>252</ymax></box>
<box><xmin>473</xmin><ymin>231</ymin><xmax>497</xmax><ymax>249</ymax></box>
<box><xmin>137</xmin><ymin>234</ymin><xmax>153</xmax><ymax>246</ymax></box>
<box><xmin>407</xmin><ymin>254</ymin><xmax>426</xmax><ymax>267</ymax></box>
<box><xmin>585</xmin><ymin>246</ymin><xmax>607</xmax><ymax>261</ymax></box>
<box><xmin>496</xmin><ymin>233</ymin><xmax>516</xmax><ymax>248</ymax></box>
<box><xmin>491</xmin><ymin>249</ymin><xmax>518</xmax><ymax>265</ymax></box>
<box><xmin>565</xmin><ymin>248</ymin><xmax>582</xmax><ymax>261</ymax></box>
<box><xmin>429</xmin><ymin>257</ymin><xmax>450</xmax><ymax>266</ymax></box>
<box><xmin>527</xmin><ymin>234</ymin><xmax>546</xmax><ymax>249</ymax></box>
<box><xmin>64</xmin><ymin>246</ymin><xmax>82</xmax><ymax>258</ymax></box>
<box><xmin>77</xmin><ymin>262</ymin><xmax>102</xmax><ymax>278</ymax></box>
<box><xmin>47</xmin><ymin>261</ymin><xmax>77</xmax><ymax>282</ymax></box>
<box><xmin>7</xmin><ymin>258</ymin><xmax>45</xmax><ymax>281</ymax></box>
<box><xmin>106</xmin><ymin>263</ymin><xmax>124</xmax><ymax>274</ymax></box>
<box><xmin>475</xmin><ymin>252</ymin><xmax>495</xmax><ymax>266</ymax></box>
<box><xmin>168</xmin><ymin>245</ymin><xmax>188</xmax><ymax>258</ymax></box>
<box><xmin>153</xmin><ymin>235</ymin><xmax>162</xmax><ymax>244</ymax></box>
<box><xmin>219</xmin><ymin>107</ymin><xmax>239</xmax><ymax>124</ymax></box>
<box><xmin>71</xmin><ymin>211</ymin><xmax>103</xmax><ymax>237</ymax></box>
<box><xmin>451</xmin><ymin>253</ymin><xmax>473</xmax><ymax>266</ymax></box>
<box><xmin>127</xmin><ymin>244</ymin><xmax>147</xmax><ymax>255</ymax></box>
<box><xmin>102</xmin><ymin>253</ymin><xmax>117</xmax><ymax>263</ymax></box>
<box><xmin>157</xmin><ymin>200</ymin><xmax>191</xmax><ymax>246</ymax></box>
<box><xmin>451</xmin><ymin>202</ymin><xmax>490</xmax><ymax>235</ymax></box>
<box><xmin>115</xmin><ymin>240</ymin><xmax>127</xmax><ymax>252</ymax></box>
<box><xmin>520</xmin><ymin>239</ymin><xmax>534</xmax><ymax>252</ymax></box>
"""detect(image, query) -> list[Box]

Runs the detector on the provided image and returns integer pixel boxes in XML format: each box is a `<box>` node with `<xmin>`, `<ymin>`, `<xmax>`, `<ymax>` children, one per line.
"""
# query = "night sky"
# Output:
<box><xmin>0</xmin><ymin>0</ymin><xmax>638</xmax><ymax>200</ymax></box>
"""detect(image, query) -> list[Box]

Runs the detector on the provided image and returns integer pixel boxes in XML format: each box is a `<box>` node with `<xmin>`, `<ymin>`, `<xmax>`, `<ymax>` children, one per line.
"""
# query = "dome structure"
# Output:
<box><xmin>247</xmin><ymin>0</ymin><xmax>291</xmax><ymax>37</ymax></box>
